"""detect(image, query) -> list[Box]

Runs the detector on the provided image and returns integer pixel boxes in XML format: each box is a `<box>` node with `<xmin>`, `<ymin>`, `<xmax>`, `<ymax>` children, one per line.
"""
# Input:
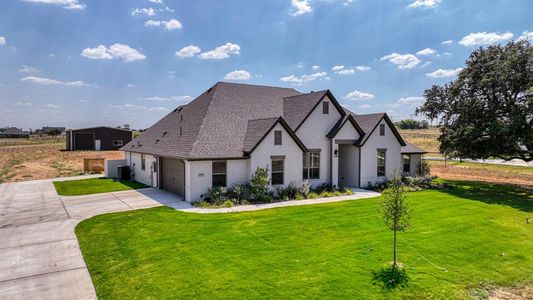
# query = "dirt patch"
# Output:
<box><xmin>429</xmin><ymin>161</ymin><xmax>533</xmax><ymax>189</ymax></box>
<box><xmin>0</xmin><ymin>143</ymin><xmax>124</xmax><ymax>183</ymax></box>
<box><xmin>489</xmin><ymin>284</ymin><xmax>533</xmax><ymax>300</ymax></box>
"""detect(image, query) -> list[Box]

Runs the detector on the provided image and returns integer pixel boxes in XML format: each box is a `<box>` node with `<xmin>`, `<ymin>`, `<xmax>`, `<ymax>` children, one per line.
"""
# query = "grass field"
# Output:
<box><xmin>54</xmin><ymin>178</ymin><xmax>148</xmax><ymax>196</ymax></box>
<box><xmin>398</xmin><ymin>127</ymin><xmax>441</xmax><ymax>155</ymax></box>
<box><xmin>76</xmin><ymin>181</ymin><xmax>533</xmax><ymax>299</ymax></box>
<box><xmin>0</xmin><ymin>137</ymin><xmax>124</xmax><ymax>183</ymax></box>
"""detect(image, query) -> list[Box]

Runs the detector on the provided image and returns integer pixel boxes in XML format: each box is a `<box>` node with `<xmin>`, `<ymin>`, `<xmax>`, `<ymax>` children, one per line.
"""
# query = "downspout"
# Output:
<box><xmin>358</xmin><ymin>146</ymin><xmax>362</xmax><ymax>188</ymax></box>
<box><xmin>329</xmin><ymin>138</ymin><xmax>333</xmax><ymax>186</ymax></box>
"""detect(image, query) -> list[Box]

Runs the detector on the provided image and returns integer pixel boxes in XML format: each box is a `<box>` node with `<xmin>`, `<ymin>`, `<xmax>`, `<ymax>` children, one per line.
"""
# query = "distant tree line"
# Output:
<box><xmin>395</xmin><ymin>119</ymin><xmax>429</xmax><ymax>130</ymax></box>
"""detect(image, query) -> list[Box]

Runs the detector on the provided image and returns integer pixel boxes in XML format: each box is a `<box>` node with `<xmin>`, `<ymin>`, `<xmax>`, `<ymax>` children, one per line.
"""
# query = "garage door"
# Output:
<box><xmin>74</xmin><ymin>133</ymin><xmax>94</xmax><ymax>150</ymax></box>
<box><xmin>161</xmin><ymin>158</ymin><xmax>185</xmax><ymax>197</ymax></box>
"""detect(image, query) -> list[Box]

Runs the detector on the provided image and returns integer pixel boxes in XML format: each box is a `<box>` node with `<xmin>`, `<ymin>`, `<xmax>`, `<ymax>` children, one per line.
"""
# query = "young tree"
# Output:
<box><xmin>417</xmin><ymin>41</ymin><xmax>533</xmax><ymax>161</ymax></box>
<box><xmin>379</xmin><ymin>176</ymin><xmax>411</xmax><ymax>269</ymax></box>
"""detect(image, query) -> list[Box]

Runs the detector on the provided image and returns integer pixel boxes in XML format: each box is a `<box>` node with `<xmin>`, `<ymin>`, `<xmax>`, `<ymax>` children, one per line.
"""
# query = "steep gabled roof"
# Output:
<box><xmin>343</xmin><ymin>109</ymin><xmax>406</xmax><ymax>146</ymax></box>
<box><xmin>283</xmin><ymin>90</ymin><xmax>346</xmax><ymax>131</ymax></box>
<box><xmin>243</xmin><ymin>117</ymin><xmax>308</xmax><ymax>154</ymax></box>
<box><xmin>326</xmin><ymin>114</ymin><xmax>365</xmax><ymax>142</ymax></box>
<box><xmin>401</xmin><ymin>142</ymin><xmax>427</xmax><ymax>154</ymax></box>
<box><xmin>122</xmin><ymin>82</ymin><xmax>301</xmax><ymax>159</ymax></box>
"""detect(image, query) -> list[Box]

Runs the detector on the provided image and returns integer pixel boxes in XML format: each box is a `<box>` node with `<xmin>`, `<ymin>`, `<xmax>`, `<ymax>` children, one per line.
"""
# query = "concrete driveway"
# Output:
<box><xmin>0</xmin><ymin>176</ymin><xmax>188</xmax><ymax>299</ymax></box>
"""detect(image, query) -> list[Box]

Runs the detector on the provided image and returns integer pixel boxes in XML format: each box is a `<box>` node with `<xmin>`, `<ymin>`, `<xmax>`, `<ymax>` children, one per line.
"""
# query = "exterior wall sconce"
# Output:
<box><xmin>334</xmin><ymin>149</ymin><xmax>338</xmax><ymax>157</ymax></box>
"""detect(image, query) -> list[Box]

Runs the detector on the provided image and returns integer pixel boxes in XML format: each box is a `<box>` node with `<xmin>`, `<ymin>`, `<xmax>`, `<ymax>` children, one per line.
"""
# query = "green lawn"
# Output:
<box><xmin>76</xmin><ymin>181</ymin><xmax>533</xmax><ymax>299</ymax></box>
<box><xmin>54</xmin><ymin>178</ymin><xmax>148</xmax><ymax>196</ymax></box>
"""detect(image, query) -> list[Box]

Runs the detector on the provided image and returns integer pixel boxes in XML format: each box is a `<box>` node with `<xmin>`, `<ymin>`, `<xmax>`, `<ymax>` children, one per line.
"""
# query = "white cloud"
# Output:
<box><xmin>380</xmin><ymin>53</ymin><xmax>421</xmax><ymax>69</ymax></box>
<box><xmin>441</xmin><ymin>40</ymin><xmax>453</xmax><ymax>45</ymax></box>
<box><xmin>0</xmin><ymin>37</ymin><xmax>5</xmax><ymax>46</ymax></box>
<box><xmin>141</xmin><ymin>95</ymin><xmax>193</xmax><ymax>101</ymax></box>
<box><xmin>312</xmin><ymin>65</ymin><xmax>320</xmax><ymax>70</ymax></box>
<box><xmin>145</xmin><ymin>19</ymin><xmax>182</xmax><ymax>30</ymax></box>
<box><xmin>416</xmin><ymin>48</ymin><xmax>437</xmax><ymax>55</ymax></box>
<box><xmin>425</xmin><ymin>68</ymin><xmax>463</xmax><ymax>78</ymax></box>
<box><xmin>337</xmin><ymin>69</ymin><xmax>355</xmax><ymax>75</ymax></box>
<box><xmin>459</xmin><ymin>32</ymin><xmax>513</xmax><ymax>46</ymax></box>
<box><xmin>148</xmin><ymin>0</ymin><xmax>163</xmax><ymax>3</ymax></box>
<box><xmin>175</xmin><ymin>45</ymin><xmax>201</xmax><ymax>58</ymax></box>
<box><xmin>355</xmin><ymin>65</ymin><xmax>370</xmax><ymax>71</ymax></box>
<box><xmin>198</xmin><ymin>43</ymin><xmax>240</xmax><ymax>60</ymax></box>
<box><xmin>358</xmin><ymin>104</ymin><xmax>372</xmax><ymax>109</ymax></box>
<box><xmin>14</xmin><ymin>101</ymin><xmax>33</xmax><ymax>106</ymax></box>
<box><xmin>442</xmin><ymin>51</ymin><xmax>452</xmax><ymax>56</ymax></box>
<box><xmin>224</xmin><ymin>70</ymin><xmax>252</xmax><ymax>81</ymax></box>
<box><xmin>18</xmin><ymin>65</ymin><xmax>39</xmax><ymax>73</ymax></box>
<box><xmin>20</xmin><ymin>76</ymin><xmax>98</xmax><ymax>87</ymax></box>
<box><xmin>46</xmin><ymin>104</ymin><xmax>61</xmax><ymax>109</ymax></box>
<box><xmin>131</xmin><ymin>7</ymin><xmax>156</xmax><ymax>16</ymax></box>
<box><xmin>291</xmin><ymin>0</ymin><xmax>312</xmax><ymax>16</ymax></box>
<box><xmin>280</xmin><ymin>72</ymin><xmax>327</xmax><ymax>85</ymax></box>
<box><xmin>127</xmin><ymin>83</ymin><xmax>136</xmax><ymax>88</ymax></box>
<box><xmin>518</xmin><ymin>31</ymin><xmax>533</xmax><ymax>41</ymax></box>
<box><xmin>81</xmin><ymin>44</ymin><xmax>145</xmax><ymax>62</ymax></box>
<box><xmin>109</xmin><ymin>104</ymin><xmax>167</xmax><ymax>112</ymax></box>
<box><xmin>21</xmin><ymin>0</ymin><xmax>86</xmax><ymax>10</ymax></box>
<box><xmin>397</xmin><ymin>96</ymin><xmax>425</xmax><ymax>107</ymax></box>
<box><xmin>345</xmin><ymin>90</ymin><xmax>375</xmax><ymax>100</ymax></box>
<box><xmin>332</xmin><ymin>65</ymin><xmax>345</xmax><ymax>71</ymax></box>
<box><xmin>407</xmin><ymin>0</ymin><xmax>441</xmax><ymax>8</ymax></box>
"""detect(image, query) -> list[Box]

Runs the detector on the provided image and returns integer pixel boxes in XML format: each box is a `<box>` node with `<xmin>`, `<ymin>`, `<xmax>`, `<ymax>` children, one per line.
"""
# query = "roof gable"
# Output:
<box><xmin>243</xmin><ymin>117</ymin><xmax>307</xmax><ymax>154</ymax></box>
<box><xmin>327</xmin><ymin>114</ymin><xmax>365</xmax><ymax>142</ymax></box>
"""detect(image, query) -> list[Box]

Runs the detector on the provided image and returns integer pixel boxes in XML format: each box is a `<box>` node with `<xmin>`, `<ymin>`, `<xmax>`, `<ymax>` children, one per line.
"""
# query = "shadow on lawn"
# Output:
<box><xmin>371</xmin><ymin>266</ymin><xmax>409</xmax><ymax>289</ymax></box>
<box><xmin>437</xmin><ymin>180</ymin><xmax>533</xmax><ymax>213</ymax></box>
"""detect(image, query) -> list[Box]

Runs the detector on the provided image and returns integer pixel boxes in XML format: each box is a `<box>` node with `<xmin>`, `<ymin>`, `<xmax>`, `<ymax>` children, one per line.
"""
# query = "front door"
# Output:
<box><xmin>338</xmin><ymin>144</ymin><xmax>359</xmax><ymax>188</ymax></box>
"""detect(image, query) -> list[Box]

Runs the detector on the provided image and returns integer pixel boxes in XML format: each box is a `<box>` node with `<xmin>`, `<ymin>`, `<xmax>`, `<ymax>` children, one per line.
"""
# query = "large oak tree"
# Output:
<box><xmin>417</xmin><ymin>41</ymin><xmax>533</xmax><ymax>161</ymax></box>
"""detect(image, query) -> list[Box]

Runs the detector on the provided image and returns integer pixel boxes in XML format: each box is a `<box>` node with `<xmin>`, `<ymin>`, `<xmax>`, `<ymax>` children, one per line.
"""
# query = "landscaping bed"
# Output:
<box><xmin>76</xmin><ymin>180</ymin><xmax>533</xmax><ymax>299</ymax></box>
<box><xmin>54</xmin><ymin>178</ymin><xmax>148</xmax><ymax>196</ymax></box>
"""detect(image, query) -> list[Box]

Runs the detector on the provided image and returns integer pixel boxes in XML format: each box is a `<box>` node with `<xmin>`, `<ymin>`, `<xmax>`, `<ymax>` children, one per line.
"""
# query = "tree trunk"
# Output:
<box><xmin>393</xmin><ymin>225</ymin><xmax>397</xmax><ymax>269</ymax></box>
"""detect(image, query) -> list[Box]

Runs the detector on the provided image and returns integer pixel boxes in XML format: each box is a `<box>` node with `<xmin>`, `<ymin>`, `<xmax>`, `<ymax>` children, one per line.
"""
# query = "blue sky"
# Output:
<box><xmin>1</xmin><ymin>0</ymin><xmax>532</xmax><ymax>130</ymax></box>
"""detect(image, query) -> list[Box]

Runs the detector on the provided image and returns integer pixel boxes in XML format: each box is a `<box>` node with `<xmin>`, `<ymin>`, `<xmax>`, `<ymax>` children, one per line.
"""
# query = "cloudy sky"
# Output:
<box><xmin>1</xmin><ymin>0</ymin><xmax>532</xmax><ymax>130</ymax></box>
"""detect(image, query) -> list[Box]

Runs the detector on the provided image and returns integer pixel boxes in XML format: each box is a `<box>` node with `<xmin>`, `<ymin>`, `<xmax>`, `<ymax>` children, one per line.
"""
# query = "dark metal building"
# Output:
<box><xmin>65</xmin><ymin>126</ymin><xmax>133</xmax><ymax>151</ymax></box>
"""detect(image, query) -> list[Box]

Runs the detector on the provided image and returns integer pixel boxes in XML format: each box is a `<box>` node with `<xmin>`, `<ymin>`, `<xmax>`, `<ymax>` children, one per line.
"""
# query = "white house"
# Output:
<box><xmin>122</xmin><ymin>82</ymin><xmax>426</xmax><ymax>202</ymax></box>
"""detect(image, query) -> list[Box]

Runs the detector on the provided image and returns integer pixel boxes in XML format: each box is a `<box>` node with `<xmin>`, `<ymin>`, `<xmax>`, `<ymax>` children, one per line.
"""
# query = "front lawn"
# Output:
<box><xmin>54</xmin><ymin>177</ymin><xmax>148</xmax><ymax>196</ymax></box>
<box><xmin>76</xmin><ymin>181</ymin><xmax>533</xmax><ymax>299</ymax></box>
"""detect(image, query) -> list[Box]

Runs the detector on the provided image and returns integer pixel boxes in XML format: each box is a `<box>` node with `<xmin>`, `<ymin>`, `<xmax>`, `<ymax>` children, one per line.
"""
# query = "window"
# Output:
<box><xmin>271</xmin><ymin>158</ymin><xmax>284</xmax><ymax>185</ymax></box>
<box><xmin>377</xmin><ymin>149</ymin><xmax>386</xmax><ymax>176</ymax></box>
<box><xmin>212</xmin><ymin>161</ymin><xmax>227</xmax><ymax>187</ymax></box>
<box><xmin>379</xmin><ymin>124</ymin><xmax>385</xmax><ymax>136</ymax></box>
<box><xmin>323</xmin><ymin>101</ymin><xmax>329</xmax><ymax>114</ymax></box>
<box><xmin>141</xmin><ymin>154</ymin><xmax>146</xmax><ymax>170</ymax></box>
<box><xmin>274</xmin><ymin>130</ymin><xmax>282</xmax><ymax>145</ymax></box>
<box><xmin>403</xmin><ymin>154</ymin><xmax>411</xmax><ymax>173</ymax></box>
<box><xmin>113</xmin><ymin>140</ymin><xmax>123</xmax><ymax>146</ymax></box>
<box><xmin>303</xmin><ymin>151</ymin><xmax>320</xmax><ymax>180</ymax></box>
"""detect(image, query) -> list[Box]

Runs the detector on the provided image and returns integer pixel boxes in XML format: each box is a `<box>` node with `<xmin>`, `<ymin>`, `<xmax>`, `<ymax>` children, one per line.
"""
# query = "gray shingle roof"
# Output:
<box><xmin>1</xmin><ymin>127</ymin><xmax>28</xmax><ymax>135</ymax></box>
<box><xmin>283</xmin><ymin>90</ymin><xmax>328</xmax><ymax>130</ymax></box>
<box><xmin>242</xmin><ymin>118</ymin><xmax>279</xmax><ymax>153</ymax></box>
<box><xmin>401</xmin><ymin>142</ymin><xmax>427</xmax><ymax>154</ymax></box>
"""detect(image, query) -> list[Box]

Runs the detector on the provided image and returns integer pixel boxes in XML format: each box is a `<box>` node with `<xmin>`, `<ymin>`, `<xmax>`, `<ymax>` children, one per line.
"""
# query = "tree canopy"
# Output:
<box><xmin>416</xmin><ymin>41</ymin><xmax>533</xmax><ymax>161</ymax></box>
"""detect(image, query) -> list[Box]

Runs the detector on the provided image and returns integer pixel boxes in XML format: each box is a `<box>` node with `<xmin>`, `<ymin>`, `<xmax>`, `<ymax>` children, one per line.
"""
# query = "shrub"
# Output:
<box><xmin>294</xmin><ymin>194</ymin><xmax>305</xmax><ymax>200</ymax></box>
<box><xmin>221</xmin><ymin>199</ymin><xmax>234</xmax><ymax>207</ymax></box>
<box><xmin>275</xmin><ymin>182</ymin><xmax>299</xmax><ymax>200</ymax></box>
<box><xmin>203</xmin><ymin>186</ymin><xmax>229</xmax><ymax>205</ymax></box>
<box><xmin>313</xmin><ymin>183</ymin><xmax>335</xmax><ymax>194</ymax></box>
<box><xmin>250</xmin><ymin>167</ymin><xmax>270</xmax><ymax>201</ymax></box>
<box><xmin>417</xmin><ymin>160</ymin><xmax>431</xmax><ymax>177</ymax></box>
<box><xmin>228</xmin><ymin>183</ymin><xmax>250</xmax><ymax>204</ymax></box>
<box><xmin>299</xmin><ymin>180</ymin><xmax>311</xmax><ymax>197</ymax></box>
<box><xmin>307</xmin><ymin>192</ymin><xmax>319</xmax><ymax>199</ymax></box>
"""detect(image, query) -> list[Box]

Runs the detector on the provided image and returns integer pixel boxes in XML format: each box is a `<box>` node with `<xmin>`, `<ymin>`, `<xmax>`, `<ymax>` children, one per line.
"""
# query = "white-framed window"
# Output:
<box><xmin>323</xmin><ymin>101</ymin><xmax>329</xmax><ymax>114</ymax></box>
<box><xmin>303</xmin><ymin>151</ymin><xmax>320</xmax><ymax>180</ymax></box>
<box><xmin>141</xmin><ymin>154</ymin><xmax>146</xmax><ymax>170</ymax></box>
<box><xmin>379</xmin><ymin>124</ymin><xmax>385</xmax><ymax>136</ymax></box>
<box><xmin>113</xmin><ymin>140</ymin><xmax>123</xmax><ymax>146</ymax></box>
<box><xmin>271</xmin><ymin>158</ymin><xmax>284</xmax><ymax>185</ymax></box>
<box><xmin>212</xmin><ymin>161</ymin><xmax>227</xmax><ymax>187</ymax></box>
<box><xmin>403</xmin><ymin>154</ymin><xmax>411</xmax><ymax>173</ymax></box>
<box><xmin>377</xmin><ymin>149</ymin><xmax>386</xmax><ymax>176</ymax></box>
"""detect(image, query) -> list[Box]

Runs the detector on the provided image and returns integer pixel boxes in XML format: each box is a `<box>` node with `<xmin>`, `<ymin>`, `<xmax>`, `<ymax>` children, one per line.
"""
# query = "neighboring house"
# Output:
<box><xmin>122</xmin><ymin>82</ymin><xmax>426</xmax><ymax>202</ymax></box>
<box><xmin>0</xmin><ymin>127</ymin><xmax>30</xmax><ymax>138</ymax></box>
<box><xmin>65</xmin><ymin>126</ymin><xmax>133</xmax><ymax>151</ymax></box>
<box><xmin>42</xmin><ymin>126</ymin><xmax>66</xmax><ymax>134</ymax></box>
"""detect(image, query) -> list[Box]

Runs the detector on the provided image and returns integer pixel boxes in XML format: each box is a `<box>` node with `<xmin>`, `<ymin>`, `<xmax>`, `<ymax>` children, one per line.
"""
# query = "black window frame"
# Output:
<box><xmin>274</xmin><ymin>130</ymin><xmax>282</xmax><ymax>145</ymax></box>
<box><xmin>403</xmin><ymin>154</ymin><xmax>411</xmax><ymax>173</ymax></box>
<box><xmin>113</xmin><ymin>140</ymin><xmax>123</xmax><ymax>146</ymax></box>
<box><xmin>377</xmin><ymin>149</ymin><xmax>386</xmax><ymax>177</ymax></box>
<box><xmin>303</xmin><ymin>151</ymin><xmax>320</xmax><ymax>180</ymax></box>
<box><xmin>141</xmin><ymin>154</ymin><xmax>146</xmax><ymax>170</ymax></box>
<box><xmin>322</xmin><ymin>101</ymin><xmax>329</xmax><ymax>114</ymax></box>
<box><xmin>271</xmin><ymin>158</ymin><xmax>284</xmax><ymax>185</ymax></box>
<box><xmin>212</xmin><ymin>160</ymin><xmax>227</xmax><ymax>187</ymax></box>
<box><xmin>379</xmin><ymin>124</ymin><xmax>385</xmax><ymax>136</ymax></box>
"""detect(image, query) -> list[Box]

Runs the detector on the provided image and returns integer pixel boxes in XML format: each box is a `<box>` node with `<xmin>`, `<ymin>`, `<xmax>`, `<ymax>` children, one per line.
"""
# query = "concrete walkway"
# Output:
<box><xmin>0</xmin><ymin>176</ymin><xmax>185</xmax><ymax>300</ymax></box>
<box><xmin>177</xmin><ymin>188</ymin><xmax>381</xmax><ymax>214</ymax></box>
